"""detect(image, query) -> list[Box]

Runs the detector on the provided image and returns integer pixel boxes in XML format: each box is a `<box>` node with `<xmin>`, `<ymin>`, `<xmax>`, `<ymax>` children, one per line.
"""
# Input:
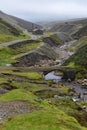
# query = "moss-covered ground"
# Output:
<box><xmin>0</xmin><ymin>41</ymin><xmax>42</xmax><ymax>65</ymax></box>
<box><xmin>0</xmin><ymin>67</ymin><xmax>86</xmax><ymax>130</ymax></box>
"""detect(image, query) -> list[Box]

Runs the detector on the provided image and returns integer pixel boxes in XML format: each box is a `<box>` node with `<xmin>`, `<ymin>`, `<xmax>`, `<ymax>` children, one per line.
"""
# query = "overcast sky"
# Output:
<box><xmin>0</xmin><ymin>0</ymin><xmax>87</xmax><ymax>22</ymax></box>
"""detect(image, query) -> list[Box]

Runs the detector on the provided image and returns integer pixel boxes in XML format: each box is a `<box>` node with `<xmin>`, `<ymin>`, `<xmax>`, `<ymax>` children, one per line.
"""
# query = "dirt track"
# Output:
<box><xmin>0</xmin><ymin>100</ymin><xmax>39</xmax><ymax>123</ymax></box>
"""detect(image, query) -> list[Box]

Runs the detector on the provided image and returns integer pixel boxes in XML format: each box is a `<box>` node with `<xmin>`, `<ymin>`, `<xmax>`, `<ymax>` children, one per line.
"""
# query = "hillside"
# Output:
<box><xmin>64</xmin><ymin>43</ymin><xmax>87</xmax><ymax>69</ymax></box>
<box><xmin>72</xmin><ymin>25</ymin><xmax>87</xmax><ymax>39</ymax></box>
<box><xmin>0</xmin><ymin>17</ymin><xmax>27</xmax><ymax>43</ymax></box>
<box><xmin>41</xmin><ymin>18</ymin><xmax>87</xmax><ymax>36</ymax></box>
<box><xmin>0</xmin><ymin>11</ymin><xmax>87</xmax><ymax>130</ymax></box>
<box><xmin>63</xmin><ymin>36</ymin><xmax>87</xmax><ymax>79</ymax></box>
<box><xmin>0</xmin><ymin>10</ymin><xmax>42</xmax><ymax>43</ymax></box>
<box><xmin>0</xmin><ymin>11</ymin><xmax>42</xmax><ymax>32</ymax></box>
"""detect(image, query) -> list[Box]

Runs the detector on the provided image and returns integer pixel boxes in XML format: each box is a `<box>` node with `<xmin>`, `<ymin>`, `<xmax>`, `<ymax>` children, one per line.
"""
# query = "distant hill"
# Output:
<box><xmin>39</xmin><ymin>18</ymin><xmax>87</xmax><ymax>36</ymax></box>
<box><xmin>0</xmin><ymin>11</ymin><xmax>42</xmax><ymax>43</ymax></box>
<box><xmin>72</xmin><ymin>25</ymin><xmax>87</xmax><ymax>39</ymax></box>
<box><xmin>0</xmin><ymin>11</ymin><xmax>42</xmax><ymax>32</ymax></box>
<box><xmin>49</xmin><ymin>19</ymin><xmax>87</xmax><ymax>34</ymax></box>
<box><xmin>0</xmin><ymin>16</ymin><xmax>23</xmax><ymax>43</ymax></box>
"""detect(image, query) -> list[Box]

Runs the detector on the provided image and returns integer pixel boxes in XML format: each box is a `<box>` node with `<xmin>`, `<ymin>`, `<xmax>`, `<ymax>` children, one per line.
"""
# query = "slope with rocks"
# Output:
<box><xmin>0</xmin><ymin>11</ymin><xmax>42</xmax><ymax>32</ymax></box>
<box><xmin>0</xmin><ymin>17</ymin><xmax>27</xmax><ymax>43</ymax></box>
<box><xmin>0</xmin><ymin>15</ymin><xmax>87</xmax><ymax>130</ymax></box>
<box><xmin>44</xmin><ymin>18</ymin><xmax>87</xmax><ymax>36</ymax></box>
<box><xmin>72</xmin><ymin>25</ymin><xmax>87</xmax><ymax>39</ymax></box>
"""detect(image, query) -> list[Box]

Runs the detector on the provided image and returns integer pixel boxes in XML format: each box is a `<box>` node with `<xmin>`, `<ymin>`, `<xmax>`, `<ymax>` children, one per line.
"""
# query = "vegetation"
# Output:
<box><xmin>14</xmin><ymin>41</ymin><xmax>42</xmax><ymax>56</ymax></box>
<box><xmin>0</xmin><ymin>89</ymin><xmax>86</xmax><ymax>130</ymax></box>
<box><xmin>49</xmin><ymin>98</ymin><xmax>87</xmax><ymax>127</ymax></box>
<box><xmin>0</xmin><ymin>89</ymin><xmax>36</xmax><ymax>102</ymax></box>
<box><xmin>63</xmin><ymin>44</ymin><xmax>87</xmax><ymax>69</ymax></box>
<box><xmin>0</xmin><ymin>18</ymin><xmax>30</xmax><ymax>43</ymax></box>
<box><xmin>70</xmin><ymin>36</ymin><xmax>87</xmax><ymax>52</ymax></box>
<box><xmin>50</xmin><ymin>34</ymin><xmax>64</xmax><ymax>45</ymax></box>
<box><xmin>0</xmin><ymin>15</ymin><xmax>87</xmax><ymax>130</ymax></box>
<box><xmin>0</xmin><ymin>66</ymin><xmax>87</xmax><ymax>130</ymax></box>
<box><xmin>0</xmin><ymin>41</ymin><xmax>42</xmax><ymax>65</ymax></box>
<box><xmin>13</xmin><ymin>72</ymin><xmax>42</xmax><ymax>80</ymax></box>
<box><xmin>0</xmin><ymin>77</ymin><xmax>7</xmax><ymax>84</ymax></box>
<box><xmin>73</xmin><ymin>25</ymin><xmax>87</xmax><ymax>39</ymax></box>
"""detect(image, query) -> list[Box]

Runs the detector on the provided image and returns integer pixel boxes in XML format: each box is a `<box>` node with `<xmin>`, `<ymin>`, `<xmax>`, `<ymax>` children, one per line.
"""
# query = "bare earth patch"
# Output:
<box><xmin>0</xmin><ymin>100</ymin><xmax>39</xmax><ymax>122</ymax></box>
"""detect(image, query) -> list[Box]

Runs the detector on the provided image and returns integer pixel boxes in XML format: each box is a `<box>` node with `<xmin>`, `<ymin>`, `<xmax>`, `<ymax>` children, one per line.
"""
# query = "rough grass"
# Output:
<box><xmin>49</xmin><ymin>98</ymin><xmax>87</xmax><ymax>127</ymax></box>
<box><xmin>1</xmin><ymin>104</ymin><xmax>86</xmax><ymax>130</ymax></box>
<box><xmin>69</xmin><ymin>36</ymin><xmax>87</xmax><ymax>52</ymax></box>
<box><xmin>0</xmin><ymin>41</ymin><xmax>42</xmax><ymax>65</ymax></box>
<box><xmin>63</xmin><ymin>44</ymin><xmax>87</xmax><ymax>70</ymax></box>
<box><xmin>0</xmin><ymin>29</ymin><xmax>30</xmax><ymax>44</ymax></box>
<box><xmin>14</xmin><ymin>42</ymin><xmax>42</xmax><ymax>54</ymax></box>
<box><xmin>0</xmin><ymin>77</ymin><xmax>7</xmax><ymax>84</ymax></box>
<box><xmin>50</xmin><ymin>34</ymin><xmax>64</xmax><ymax>45</ymax></box>
<box><xmin>0</xmin><ymin>18</ymin><xmax>30</xmax><ymax>43</ymax></box>
<box><xmin>0</xmin><ymin>89</ymin><xmax>36</xmax><ymax>102</ymax></box>
<box><xmin>56</xmin><ymin>86</ymin><xmax>70</xmax><ymax>95</ymax></box>
<box><xmin>0</xmin><ymin>77</ymin><xmax>87</xmax><ymax>130</ymax></box>
<box><xmin>14</xmin><ymin>72</ymin><xmax>42</xmax><ymax>80</ymax></box>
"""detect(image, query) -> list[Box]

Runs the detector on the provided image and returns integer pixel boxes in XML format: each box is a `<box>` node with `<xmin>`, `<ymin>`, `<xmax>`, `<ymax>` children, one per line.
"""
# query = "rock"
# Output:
<box><xmin>48</xmin><ymin>100</ymin><xmax>52</xmax><ymax>104</ymax></box>
<box><xmin>54</xmin><ymin>95</ymin><xmax>58</xmax><ymax>98</ymax></box>
<box><xmin>72</xmin><ymin>97</ymin><xmax>80</xmax><ymax>102</ymax></box>
<box><xmin>67</xmin><ymin>78</ymin><xmax>71</xmax><ymax>82</ymax></box>
<box><xmin>83</xmin><ymin>92</ymin><xmax>87</xmax><ymax>95</ymax></box>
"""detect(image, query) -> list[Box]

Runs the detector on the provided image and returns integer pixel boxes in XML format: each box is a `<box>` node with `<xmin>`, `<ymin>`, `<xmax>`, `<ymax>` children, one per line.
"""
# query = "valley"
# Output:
<box><xmin>0</xmin><ymin>11</ymin><xmax>87</xmax><ymax>130</ymax></box>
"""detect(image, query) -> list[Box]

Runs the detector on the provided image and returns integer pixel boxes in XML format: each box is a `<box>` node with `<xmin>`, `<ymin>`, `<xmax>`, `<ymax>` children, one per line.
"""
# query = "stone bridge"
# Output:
<box><xmin>41</xmin><ymin>66</ymin><xmax>78</xmax><ymax>81</ymax></box>
<box><xmin>0</xmin><ymin>66</ymin><xmax>80</xmax><ymax>81</ymax></box>
<box><xmin>16</xmin><ymin>66</ymin><xmax>79</xmax><ymax>81</ymax></box>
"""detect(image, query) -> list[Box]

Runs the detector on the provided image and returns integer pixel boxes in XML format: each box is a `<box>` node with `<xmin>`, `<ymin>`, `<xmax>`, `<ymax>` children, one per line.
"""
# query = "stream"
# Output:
<box><xmin>44</xmin><ymin>39</ymin><xmax>87</xmax><ymax>102</ymax></box>
<box><xmin>44</xmin><ymin>71</ymin><xmax>87</xmax><ymax>102</ymax></box>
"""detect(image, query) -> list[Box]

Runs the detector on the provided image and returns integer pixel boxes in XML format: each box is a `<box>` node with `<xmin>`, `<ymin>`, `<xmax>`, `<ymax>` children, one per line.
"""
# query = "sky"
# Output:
<box><xmin>0</xmin><ymin>0</ymin><xmax>87</xmax><ymax>22</ymax></box>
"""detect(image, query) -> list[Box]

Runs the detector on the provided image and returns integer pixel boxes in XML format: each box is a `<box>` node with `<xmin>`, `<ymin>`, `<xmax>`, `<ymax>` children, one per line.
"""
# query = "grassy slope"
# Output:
<box><xmin>0</xmin><ymin>18</ymin><xmax>30</xmax><ymax>43</ymax></box>
<box><xmin>64</xmin><ymin>37</ymin><xmax>87</xmax><ymax>69</ymax></box>
<box><xmin>0</xmin><ymin>41</ymin><xmax>42</xmax><ymax>65</ymax></box>
<box><xmin>0</xmin><ymin>18</ymin><xmax>87</xmax><ymax>129</ymax></box>
<box><xmin>50</xmin><ymin>34</ymin><xmax>64</xmax><ymax>45</ymax></box>
<box><xmin>72</xmin><ymin>25</ymin><xmax>87</xmax><ymax>39</ymax></box>
<box><xmin>0</xmin><ymin>89</ymin><xmax>86</xmax><ymax>130</ymax></box>
<box><xmin>70</xmin><ymin>36</ymin><xmax>87</xmax><ymax>52</ymax></box>
<box><xmin>0</xmin><ymin>67</ymin><xmax>86</xmax><ymax>130</ymax></box>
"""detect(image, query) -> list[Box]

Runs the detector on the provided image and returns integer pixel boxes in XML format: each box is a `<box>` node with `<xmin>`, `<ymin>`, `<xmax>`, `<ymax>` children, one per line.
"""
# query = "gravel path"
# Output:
<box><xmin>0</xmin><ymin>100</ymin><xmax>38</xmax><ymax>123</ymax></box>
<box><xmin>0</xmin><ymin>39</ymin><xmax>29</xmax><ymax>48</ymax></box>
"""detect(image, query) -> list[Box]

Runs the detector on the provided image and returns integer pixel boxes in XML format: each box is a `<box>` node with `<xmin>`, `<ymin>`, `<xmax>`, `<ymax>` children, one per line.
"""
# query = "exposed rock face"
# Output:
<box><xmin>12</xmin><ymin>41</ymin><xmax>59</xmax><ymax>67</ymax></box>
<box><xmin>13</xmin><ymin>51</ymin><xmax>51</xmax><ymax>67</ymax></box>
<box><xmin>9</xmin><ymin>40</ymin><xmax>38</xmax><ymax>49</ymax></box>
<box><xmin>43</xmin><ymin>37</ymin><xmax>59</xmax><ymax>47</ymax></box>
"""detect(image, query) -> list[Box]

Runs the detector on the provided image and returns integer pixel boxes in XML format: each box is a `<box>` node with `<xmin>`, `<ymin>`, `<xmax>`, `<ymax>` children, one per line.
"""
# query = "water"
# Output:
<box><xmin>44</xmin><ymin>39</ymin><xmax>87</xmax><ymax>102</ymax></box>
<box><xmin>44</xmin><ymin>71</ymin><xmax>87</xmax><ymax>102</ymax></box>
<box><xmin>64</xmin><ymin>82</ymin><xmax>87</xmax><ymax>102</ymax></box>
<box><xmin>44</xmin><ymin>71</ymin><xmax>62</xmax><ymax>82</ymax></box>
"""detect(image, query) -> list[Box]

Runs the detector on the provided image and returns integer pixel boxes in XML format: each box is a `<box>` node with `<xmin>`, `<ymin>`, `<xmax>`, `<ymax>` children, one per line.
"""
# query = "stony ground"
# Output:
<box><xmin>0</xmin><ymin>100</ymin><xmax>40</xmax><ymax>123</ymax></box>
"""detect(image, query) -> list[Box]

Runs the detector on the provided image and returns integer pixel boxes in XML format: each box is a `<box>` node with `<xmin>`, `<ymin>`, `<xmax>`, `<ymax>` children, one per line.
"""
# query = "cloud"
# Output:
<box><xmin>0</xmin><ymin>0</ymin><xmax>87</xmax><ymax>21</ymax></box>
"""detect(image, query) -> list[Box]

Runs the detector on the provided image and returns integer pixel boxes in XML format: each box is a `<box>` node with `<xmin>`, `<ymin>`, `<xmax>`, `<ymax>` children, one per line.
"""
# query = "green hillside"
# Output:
<box><xmin>0</xmin><ymin>89</ymin><xmax>86</xmax><ymax>130</ymax></box>
<box><xmin>67</xmin><ymin>35</ymin><xmax>87</xmax><ymax>73</ymax></box>
<box><xmin>0</xmin><ymin>18</ymin><xmax>28</xmax><ymax>43</ymax></box>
